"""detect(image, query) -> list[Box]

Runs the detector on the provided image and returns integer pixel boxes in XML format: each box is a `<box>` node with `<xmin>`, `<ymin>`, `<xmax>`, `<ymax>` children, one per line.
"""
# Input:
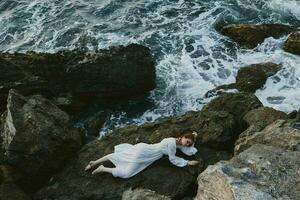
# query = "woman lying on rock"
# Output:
<box><xmin>84</xmin><ymin>131</ymin><xmax>199</xmax><ymax>178</ymax></box>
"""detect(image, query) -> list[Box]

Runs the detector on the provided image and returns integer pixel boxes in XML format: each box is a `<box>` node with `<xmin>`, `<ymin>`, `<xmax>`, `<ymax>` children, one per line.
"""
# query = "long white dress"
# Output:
<box><xmin>105</xmin><ymin>137</ymin><xmax>198</xmax><ymax>178</ymax></box>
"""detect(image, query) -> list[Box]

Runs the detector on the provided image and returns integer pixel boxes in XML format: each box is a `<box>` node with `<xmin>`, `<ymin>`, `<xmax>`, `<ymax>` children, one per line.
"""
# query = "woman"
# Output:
<box><xmin>84</xmin><ymin>131</ymin><xmax>199</xmax><ymax>178</ymax></box>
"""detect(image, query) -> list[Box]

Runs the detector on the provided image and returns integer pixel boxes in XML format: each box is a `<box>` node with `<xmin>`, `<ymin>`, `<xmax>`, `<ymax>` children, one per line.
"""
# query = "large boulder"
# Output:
<box><xmin>84</xmin><ymin>111</ymin><xmax>108</xmax><ymax>137</ymax></box>
<box><xmin>195</xmin><ymin>144</ymin><xmax>300</xmax><ymax>200</ymax></box>
<box><xmin>0</xmin><ymin>89</ymin><xmax>83</xmax><ymax>191</ymax></box>
<box><xmin>235</xmin><ymin>119</ymin><xmax>300</xmax><ymax>154</ymax></box>
<box><xmin>32</xmin><ymin>111</ymin><xmax>220</xmax><ymax>200</ymax></box>
<box><xmin>0</xmin><ymin>183</ymin><xmax>31</xmax><ymax>200</ymax></box>
<box><xmin>202</xmin><ymin>93</ymin><xmax>263</xmax><ymax>136</ymax></box>
<box><xmin>64</xmin><ymin>44</ymin><xmax>156</xmax><ymax>97</ymax></box>
<box><xmin>234</xmin><ymin>107</ymin><xmax>287</xmax><ymax>154</ymax></box>
<box><xmin>0</xmin><ymin>43</ymin><xmax>156</xmax><ymax>115</ymax></box>
<box><xmin>0</xmin><ymin>58</ymin><xmax>47</xmax><ymax>115</ymax></box>
<box><xmin>0</xmin><ymin>165</ymin><xmax>31</xmax><ymax>200</ymax></box>
<box><xmin>219</xmin><ymin>24</ymin><xmax>296</xmax><ymax>48</ymax></box>
<box><xmin>243</xmin><ymin>107</ymin><xmax>287</xmax><ymax>127</ymax></box>
<box><xmin>234</xmin><ymin>63</ymin><xmax>280</xmax><ymax>93</ymax></box>
<box><xmin>205</xmin><ymin>62</ymin><xmax>281</xmax><ymax>97</ymax></box>
<box><xmin>33</xmin><ymin>93</ymin><xmax>262</xmax><ymax>200</ymax></box>
<box><xmin>283</xmin><ymin>32</ymin><xmax>300</xmax><ymax>56</ymax></box>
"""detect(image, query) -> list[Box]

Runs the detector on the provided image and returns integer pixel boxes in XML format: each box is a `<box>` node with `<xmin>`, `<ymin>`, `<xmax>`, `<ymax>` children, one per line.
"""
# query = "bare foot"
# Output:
<box><xmin>85</xmin><ymin>161</ymin><xmax>96</xmax><ymax>171</ymax></box>
<box><xmin>92</xmin><ymin>165</ymin><xmax>104</xmax><ymax>175</ymax></box>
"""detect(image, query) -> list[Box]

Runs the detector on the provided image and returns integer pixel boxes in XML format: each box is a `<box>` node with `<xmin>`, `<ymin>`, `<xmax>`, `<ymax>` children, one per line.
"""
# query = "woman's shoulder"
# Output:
<box><xmin>161</xmin><ymin>137</ymin><xmax>176</xmax><ymax>144</ymax></box>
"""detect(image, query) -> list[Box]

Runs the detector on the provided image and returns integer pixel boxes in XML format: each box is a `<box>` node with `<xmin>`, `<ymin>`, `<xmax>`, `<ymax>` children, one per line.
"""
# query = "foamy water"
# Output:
<box><xmin>0</xmin><ymin>0</ymin><xmax>299</xmax><ymax>136</ymax></box>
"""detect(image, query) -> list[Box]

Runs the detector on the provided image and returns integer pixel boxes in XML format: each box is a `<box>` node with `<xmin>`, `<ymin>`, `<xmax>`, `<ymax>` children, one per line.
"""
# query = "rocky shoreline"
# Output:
<box><xmin>0</xmin><ymin>24</ymin><xmax>300</xmax><ymax>200</ymax></box>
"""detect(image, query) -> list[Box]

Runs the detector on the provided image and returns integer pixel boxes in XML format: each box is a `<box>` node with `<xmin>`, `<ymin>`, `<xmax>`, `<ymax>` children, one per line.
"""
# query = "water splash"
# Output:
<box><xmin>1</xmin><ymin>0</ymin><xmax>300</xmax><ymax>136</ymax></box>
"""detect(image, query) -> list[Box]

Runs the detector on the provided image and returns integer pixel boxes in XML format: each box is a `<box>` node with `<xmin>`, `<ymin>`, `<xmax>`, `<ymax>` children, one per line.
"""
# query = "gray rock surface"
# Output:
<box><xmin>195</xmin><ymin>144</ymin><xmax>300</xmax><ymax>200</ymax></box>
<box><xmin>0</xmin><ymin>89</ymin><xmax>83</xmax><ymax>191</ymax></box>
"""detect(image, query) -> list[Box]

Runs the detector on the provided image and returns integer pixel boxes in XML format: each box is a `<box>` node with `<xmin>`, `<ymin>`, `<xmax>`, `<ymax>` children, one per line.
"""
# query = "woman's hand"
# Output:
<box><xmin>187</xmin><ymin>160</ymin><xmax>199</xmax><ymax>166</ymax></box>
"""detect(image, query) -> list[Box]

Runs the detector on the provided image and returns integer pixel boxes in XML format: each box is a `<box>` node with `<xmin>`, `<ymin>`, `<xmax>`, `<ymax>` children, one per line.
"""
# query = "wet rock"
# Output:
<box><xmin>235</xmin><ymin>119</ymin><xmax>300</xmax><ymax>154</ymax></box>
<box><xmin>235</xmin><ymin>107</ymin><xmax>287</xmax><ymax>147</ymax></box>
<box><xmin>296</xmin><ymin>109</ymin><xmax>300</xmax><ymax>121</ymax></box>
<box><xmin>51</xmin><ymin>93</ymin><xmax>86</xmax><ymax>115</ymax></box>
<box><xmin>0</xmin><ymin>58</ymin><xmax>48</xmax><ymax>115</ymax></box>
<box><xmin>283</xmin><ymin>32</ymin><xmax>300</xmax><ymax>56</ymax></box>
<box><xmin>202</xmin><ymin>93</ymin><xmax>263</xmax><ymax>136</ymax></box>
<box><xmin>0</xmin><ymin>89</ymin><xmax>83</xmax><ymax>191</ymax></box>
<box><xmin>32</xmin><ymin>112</ymin><xmax>208</xmax><ymax>200</ymax></box>
<box><xmin>0</xmin><ymin>44</ymin><xmax>156</xmax><ymax>115</ymax></box>
<box><xmin>0</xmin><ymin>165</ymin><xmax>31</xmax><ymax>200</ymax></box>
<box><xmin>219</xmin><ymin>23</ymin><xmax>296</xmax><ymax>48</ymax></box>
<box><xmin>0</xmin><ymin>165</ymin><xmax>23</xmax><ymax>184</ymax></box>
<box><xmin>84</xmin><ymin>111</ymin><xmax>108</xmax><ymax>137</ymax></box>
<box><xmin>242</xmin><ymin>106</ymin><xmax>287</xmax><ymax>133</ymax></box>
<box><xmin>64</xmin><ymin>44</ymin><xmax>156</xmax><ymax>97</ymax></box>
<box><xmin>235</xmin><ymin>62</ymin><xmax>281</xmax><ymax>92</ymax></box>
<box><xmin>287</xmin><ymin>110</ymin><xmax>298</xmax><ymax>119</ymax></box>
<box><xmin>195</xmin><ymin>144</ymin><xmax>300</xmax><ymax>200</ymax></box>
<box><xmin>0</xmin><ymin>182</ymin><xmax>31</xmax><ymax>200</ymax></box>
<box><xmin>205</xmin><ymin>62</ymin><xmax>281</xmax><ymax>97</ymax></box>
<box><xmin>33</xmin><ymin>93</ymin><xmax>262</xmax><ymax>199</ymax></box>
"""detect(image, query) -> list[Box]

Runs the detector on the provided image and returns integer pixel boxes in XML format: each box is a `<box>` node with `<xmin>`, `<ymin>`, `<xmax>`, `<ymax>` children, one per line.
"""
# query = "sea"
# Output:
<box><xmin>1</xmin><ymin>0</ymin><xmax>300</xmax><ymax>136</ymax></box>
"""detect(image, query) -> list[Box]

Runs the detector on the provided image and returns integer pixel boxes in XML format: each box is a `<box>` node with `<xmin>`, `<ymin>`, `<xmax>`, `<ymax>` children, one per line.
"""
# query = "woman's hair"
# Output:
<box><xmin>175</xmin><ymin>130</ymin><xmax>197</xmax><ymax>143</ymax></box>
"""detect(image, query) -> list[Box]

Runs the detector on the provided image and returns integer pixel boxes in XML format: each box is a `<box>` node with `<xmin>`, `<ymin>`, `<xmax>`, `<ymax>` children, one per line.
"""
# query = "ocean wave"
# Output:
<box><xmin>1</xmin><ymin>0</ymin><xmax>299</xmax><ymax>135</ymax></box>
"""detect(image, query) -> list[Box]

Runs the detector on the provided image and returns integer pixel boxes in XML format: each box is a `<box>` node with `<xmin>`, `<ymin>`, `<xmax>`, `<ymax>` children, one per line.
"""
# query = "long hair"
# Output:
<box><xmin>175</xmin><ymin>130</ymin><xmax>197</xmax><ymax>143</ymax></box>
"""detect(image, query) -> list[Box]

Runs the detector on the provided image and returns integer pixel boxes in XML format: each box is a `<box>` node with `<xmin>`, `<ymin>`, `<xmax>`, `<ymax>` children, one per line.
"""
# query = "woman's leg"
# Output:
<box><xmin>85</xmin><ymin>155</ymin><xmax>109</xmax><ymax>171</ymax></box>
<box><xmin>92</xmin><ymin>165</ymin><xmax>114</xmax><ymax>175</ymax></box>
<box><xmin>92</xmin><ymin>155</ymin><xmax>109</xmax><ymax>166</ymax></box>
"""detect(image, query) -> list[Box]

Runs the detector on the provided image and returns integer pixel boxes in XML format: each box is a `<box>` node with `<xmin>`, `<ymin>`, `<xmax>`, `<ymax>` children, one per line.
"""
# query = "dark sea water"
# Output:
<box><xmin>1</xmin><ymin>0</ymin><xmax>300</xmax><ymax>136</ymax></box>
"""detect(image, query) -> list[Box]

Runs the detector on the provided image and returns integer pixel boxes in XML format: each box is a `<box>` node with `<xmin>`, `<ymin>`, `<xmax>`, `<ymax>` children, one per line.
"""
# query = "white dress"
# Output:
<box><xmin>105</xmin><ymin>137</ymin><xmax>198</xmax><ymax>178</ymax></box>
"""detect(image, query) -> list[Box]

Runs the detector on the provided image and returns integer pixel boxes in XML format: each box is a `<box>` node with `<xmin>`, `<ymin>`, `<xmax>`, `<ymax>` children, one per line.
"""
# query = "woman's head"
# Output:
<box><xmin>175</xmin><ymin>131</ymin><xmax>198</xmax><ymax>147</ymax></box>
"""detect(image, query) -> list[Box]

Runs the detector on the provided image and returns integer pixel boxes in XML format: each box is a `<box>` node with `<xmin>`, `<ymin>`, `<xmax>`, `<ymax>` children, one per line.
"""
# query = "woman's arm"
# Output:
<box><xmin>167</xmin><ymin>142</ymin><xmax>188</xmax><ymax>167</ymax></box>
<box><xmin>178</xmin><ymin>144</ymin><xmax>198</xmax><ymax>156</ymax></box>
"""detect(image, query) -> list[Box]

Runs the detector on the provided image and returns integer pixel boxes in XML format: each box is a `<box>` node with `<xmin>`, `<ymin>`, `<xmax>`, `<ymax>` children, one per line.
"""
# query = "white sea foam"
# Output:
<box><xmin>268</xmin><ymin>0</ymin><xmax>300</xmax><ymax>20</ymax></box>
<box><xmin>1</xmin><ymin>0</ymin><xmax>300</xmax><ymax>135</ymax></box>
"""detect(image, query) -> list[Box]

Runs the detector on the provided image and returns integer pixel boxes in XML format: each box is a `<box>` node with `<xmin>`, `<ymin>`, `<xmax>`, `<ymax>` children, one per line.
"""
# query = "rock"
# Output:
<box><xmin>0</xmin><ymin>58</ymin><xmax>47</xmax><ymax>115</ymax></box>
<box><xmin>283</xmin><ymin>32</ymin><xmax>300</xmax><ymax>56</ymax></box>
<box><xmin>235</xmin><ymin>119</ymin><xmax>300</xmax><ymax>154</ymax></box>
<box><xmin>0</xmin><ymin>165</ymin><xmax>23</xmax><ymax>184</ymax></box>
<box><xmin>33</xmin><ymin>93</ymin><xmax>262</xmax><ymax>199</ymax></box>
<box><xmin>64</xmin><ymin>44</ymin><xmax>156</xmax><ymax>97</ymax></box>
<box><xmin>195</xmin><ymin>144</ymin><xmax>300</xmax><ymax>200</ymax></box>
<box><xmin>34</xmin><ymin>93</ymin><xmax>260</xmax><ymax>199</ymax></box>
<box><xmin>205</xmin><ymin>62</ymin><xmax>281</xmax><ymax>97</ymax></box>
<box><xmin>32</xmin><ymin>112</ymin><xmax>206</xmax><ymax>199</ymax></box>
<box><xmin>243</xmin><ymin>106</ymin><xmax>287</xmax><ymax>130</ymax></box>
<box><xmin>84</xmin><ymin>111</ymin><xmax>108</xmax><ymax>137</ymax></box>
<box><xmin>0</xmin><ymin>182</ymin><xmax>31</xmax><ymax>200</ymax></box>
<box><xmin>287</xmin><ymin>110</ymin><xmax>298</xmax><ymax>119</ymax></box>
<box><xmin>51</xmin><ymin>93</ymin><xmax>84</xmax><ymax>115</ymax></box>
<box><xmin>296</xmin><ymin>109</ymin><xmax>300</xmax><ymax>121</ymax></box>
<box><xmin>0</xmin><ymin>89</ymin><xmax>83</xmax><ymax>191</ymax></box>
<box><xmin>204</xmin><ymin>84</ymin><xmax>237</xmax><ymax>98</ymax></box>
<box><xmin>235</xmin><ymin>63</ymin><xmax>281</xmax><ymax>93</ymax></box>
<box><xmin>0</xmin><ymin>43</ymin><xmax>156</xmax><ymax>115</ymax></box>
<box><xmin>197</xmin><ymin>147</ymin><xmax>232</xmax><ymax>168</ymax></box>
<box><xmin>0</xmin><ymin>165</ymin><xmax>31</xmax><ymax>200</ymax></box>
<box><xmin>122</xmin><ymin>188</ymin><xmax>171</xmax><ymax>200</ymax></box>
<box><xmin>243</xmin><ymin>107</ymin><xmax>286</xmax><ymax>124</ymax></box>
<box><xmin>202</xmin><ymin>93</ymin><xmax>263</xmax><ymax>136</ymax></box>
<box><xmin>0</xmin><ymin>116</ymin><xmax>4</xmax><ymax>164</ymax></box>
<box><xmin>234</xmin><ymin>107</ymin><xmax>287</xmax><ymax>152</ymax></box>
<box><xmin>219</xmin><ymin>24</ymin><xmax>296</xmax><ymax>48</ymax></box>
<box><xmin>34</xmin><ymin>152</ymin><xmax>203</xmax><ymax>200</ymax></box>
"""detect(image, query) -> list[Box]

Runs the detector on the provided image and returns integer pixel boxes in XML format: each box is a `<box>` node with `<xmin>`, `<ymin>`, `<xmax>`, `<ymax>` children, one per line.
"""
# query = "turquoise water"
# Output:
<box><xmin>1</xmin><ymin>0</ymin><xmax>300</xmax><ymax>135</ymax></box>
